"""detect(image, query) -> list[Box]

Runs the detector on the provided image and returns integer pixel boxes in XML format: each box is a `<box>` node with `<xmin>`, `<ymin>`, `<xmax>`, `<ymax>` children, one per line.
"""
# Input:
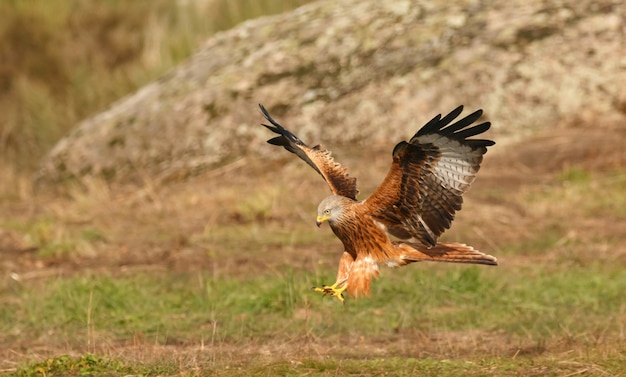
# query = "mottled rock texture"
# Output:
<box><xmin>37</xmin><ymin>0</ymin><xmax>626</xmax><ymax>185</ymax></box>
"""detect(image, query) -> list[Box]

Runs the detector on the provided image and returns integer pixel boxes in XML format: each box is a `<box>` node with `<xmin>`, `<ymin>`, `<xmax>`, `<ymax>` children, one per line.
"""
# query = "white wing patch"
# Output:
<box><xmin>417</xmin><ymin>215</ymin><xmax>437</xmax><ymax>243</ymax></box>
<box><xmin>417</xmin><ymin>134</ymin><xmax>483</xmax><ymax>194</ymax></box>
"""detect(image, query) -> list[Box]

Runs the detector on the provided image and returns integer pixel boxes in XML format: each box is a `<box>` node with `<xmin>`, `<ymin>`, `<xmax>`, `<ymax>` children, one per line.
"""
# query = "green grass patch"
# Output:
<box><xmin>526</xmin><ymin>169</ymin><xmax>626</xmax><ymax>219</ymax></box>
<box><xmin>11</xmin><ymin>352</ymin><xmax>626</xmax><ymax>376</ymax></box>
<box><xmin>3</xmin><ymin>263</ymin><xmax>624</xmax><ymax>349</ymax></box>
<box><xmin>12</xmin><ymin>354</ymin><xmax>142</xmax><ymax>377</ymax></box>
<box><xmin>3</xmin><ymin>211</ymin><xmax>626</xmax><ymax>376</ymax></box>
<box><xmin>557</xmin><ymin>166</ymin><xmax>592</xmax><ymax>183</ymax></box>
<box><xmin>1</xmin><ymin>216</ymin><xmax>106</xmax><ymax>258</ymax></box>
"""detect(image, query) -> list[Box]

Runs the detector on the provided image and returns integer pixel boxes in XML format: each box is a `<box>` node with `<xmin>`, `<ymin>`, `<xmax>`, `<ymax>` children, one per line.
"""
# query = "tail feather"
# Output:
<box><xmin>395</xmin><ymin>242</ymin><xmax>498</xmax><ymax>266</ymax></box>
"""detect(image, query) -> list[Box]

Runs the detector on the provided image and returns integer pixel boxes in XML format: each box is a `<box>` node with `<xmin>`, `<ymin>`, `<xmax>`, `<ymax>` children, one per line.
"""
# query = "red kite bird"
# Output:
<box><xmin>260</xmin><ymin>104</ymin><xmax>497</xmax><ymax>302</ymax></box>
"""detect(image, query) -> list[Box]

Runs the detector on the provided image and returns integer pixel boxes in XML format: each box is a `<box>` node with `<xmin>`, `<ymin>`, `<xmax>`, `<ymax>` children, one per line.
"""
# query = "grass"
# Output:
<box><xmin>1</xmin><ymin>2</ymin><xmax>625</xmax><ymax>375</ymax></box>
<box><xmin>4</xmin><ymin>264</ymin><xmax>625</xmax><ymax>343</ymax></box>
<box><xmin>13</xmin><ymin>354</ymin><xmax>626</xmax><ymax>377</ymax></box>
<box><xmin>2</xmin><ymin>162</ymin><xmax>626</xmax><ymax>375</ymax></box>
<box><xmin>12</xmin><ymin>354</ymin><xmax>139</xmax><ymax>377</ymax></box>
<box><xmin>3</xmin><ymin>258</ymin><xmax>626</xmax><ymax>375</ymax></box>
<box><xmin>0</xmin><ymin>0</ymin><xmax>313</xmax><ymax>177</ymax></box>
<box><xmin>0</xmin><ymin>158</ymin><xmax>624</xmax><ymax>376</ymax></box>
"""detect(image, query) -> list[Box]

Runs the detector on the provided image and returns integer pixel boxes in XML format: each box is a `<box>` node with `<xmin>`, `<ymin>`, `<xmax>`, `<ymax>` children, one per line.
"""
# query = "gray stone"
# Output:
<box><xmin>36</xmin><ymin>0</ymin><xmax>626</xmax><ymax>185</ymax></box>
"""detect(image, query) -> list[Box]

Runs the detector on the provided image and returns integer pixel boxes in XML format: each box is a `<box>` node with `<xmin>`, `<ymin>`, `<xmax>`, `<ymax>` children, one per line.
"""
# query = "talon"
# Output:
<box><xmin>312</xmin><ymin>283</ymin><xmax>347</xmax><ymax>303</ymax></box>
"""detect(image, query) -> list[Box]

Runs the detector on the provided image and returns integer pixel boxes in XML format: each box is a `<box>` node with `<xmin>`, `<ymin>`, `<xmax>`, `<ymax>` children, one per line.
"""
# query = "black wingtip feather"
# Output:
<box><xmin>259</xmin><ymin>104</ymin><xmax>280</xmax><ymax>129</ymax></box>
<box><xmin>466</xmin><ymin>139</ymin><xmax>495</xmax><ymax>149</ymax></box>
<box><xmin>259</xmin><ymin>104</ymin><xmax>307</xmax><ymax>147</ymax></box>
<box><xmin>438</xmin><ymin>105</ymin><xmax>464</xmax><ymax>126</ymax></box>
<box><xmin>415</xmin><ymin>105</ymin><xmax>464</xmax><ymax>138</ymax></box>
<box><xmin>439</xmin><ymin>109</ymin><xmax>483</xmax><ymax>136</ymax></box>
<box><xmin>259</xmin><ymin>104</ymin><xmax>288</xmax><ymax>136</ymax></box>
<box><xmin>416</xmin><ymin>114</ymin><xmax>443</xmax><ymax>137</ymax></box>
<box><xmin>413</xmin><ymin>105</ymin><xmax>494</xmax><ymax>148</ymax></box>
<box><xmin>267</xmin><ymin>136</ymin><xmax>287</xmax><ymax>146</ymax></box>
<box><xmin>453</xmin><ymin>121</ymin><xmax>491</xmax><ymax>140</ymax></box>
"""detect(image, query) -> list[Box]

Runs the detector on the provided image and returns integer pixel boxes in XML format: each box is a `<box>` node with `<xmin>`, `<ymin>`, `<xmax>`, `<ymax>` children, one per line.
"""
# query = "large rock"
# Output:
<box><xmin>37</xmin><ymin>0</ymin><xmax>626</xmax><ymax>185</ymax></box>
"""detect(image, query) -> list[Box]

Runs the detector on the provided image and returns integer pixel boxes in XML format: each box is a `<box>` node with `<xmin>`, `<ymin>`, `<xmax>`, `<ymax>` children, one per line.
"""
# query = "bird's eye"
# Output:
<box><xmin>324</xmin><ymin>209</ymin><xmax>331</xmax><ymax>215</ymax></box>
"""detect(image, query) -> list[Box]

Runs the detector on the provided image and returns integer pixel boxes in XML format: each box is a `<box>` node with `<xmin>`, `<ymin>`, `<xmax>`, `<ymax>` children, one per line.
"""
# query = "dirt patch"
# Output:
<box><xmin>488</xmin><ymin>120</ymin><xmax>626</xmax><ymax>178</ymax></box>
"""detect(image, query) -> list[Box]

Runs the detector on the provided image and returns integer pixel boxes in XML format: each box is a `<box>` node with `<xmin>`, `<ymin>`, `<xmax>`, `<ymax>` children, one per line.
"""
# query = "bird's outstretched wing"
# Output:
<box><xmin>364</xmin><ymin>106</ymin><xmax>494</xmax><ymax>248</ymax></box>
<box><xmin>259</xmin><ymin>104</ymin><xmax>358</xmax><ymax>200</ymax></box>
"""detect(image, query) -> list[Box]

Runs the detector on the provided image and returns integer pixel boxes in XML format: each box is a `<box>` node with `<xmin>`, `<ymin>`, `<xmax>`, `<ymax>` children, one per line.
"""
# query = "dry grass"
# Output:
<box><xmin>2</xmin><ymin>120</ymin><xmax>626</xmax><ymax>375</ymax></box>
<box><xmin>1</xmin><ymin>2</ymin><xmax>625</xmax><ymax>375</ymax></box>
<box><xmin>0</xmin><ymin>0</ymin><xmax>313</xmax><ymax>176</ymax></box>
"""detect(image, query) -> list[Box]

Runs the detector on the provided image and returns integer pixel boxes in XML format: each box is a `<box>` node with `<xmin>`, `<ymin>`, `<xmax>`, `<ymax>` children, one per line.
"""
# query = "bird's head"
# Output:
<box><xmin>316</xmin><ymin>195</ymin><xmax>351</xmax><ymax>227</ymax></box>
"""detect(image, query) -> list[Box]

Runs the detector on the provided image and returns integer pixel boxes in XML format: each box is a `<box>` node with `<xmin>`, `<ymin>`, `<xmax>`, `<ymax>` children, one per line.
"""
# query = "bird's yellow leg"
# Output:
<box><xmin>312</xmin><ymin>281</ymin><xmax>348</xmax><ymax>303</ymax></box>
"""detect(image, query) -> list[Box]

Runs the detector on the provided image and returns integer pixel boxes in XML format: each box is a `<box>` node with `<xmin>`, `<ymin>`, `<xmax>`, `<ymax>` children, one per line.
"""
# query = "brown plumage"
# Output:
<box><xmin>260</xmin><ymin>104</ymin><xmax>497</xmax><ymax>302</ymax></box>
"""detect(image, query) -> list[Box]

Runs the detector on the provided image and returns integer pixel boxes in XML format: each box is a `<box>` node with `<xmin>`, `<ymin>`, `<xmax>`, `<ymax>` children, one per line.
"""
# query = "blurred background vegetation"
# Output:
<box><xmin>0</xmin><ymin>0</ymin><xmax>311</xmax><ymax>179</ymax></box>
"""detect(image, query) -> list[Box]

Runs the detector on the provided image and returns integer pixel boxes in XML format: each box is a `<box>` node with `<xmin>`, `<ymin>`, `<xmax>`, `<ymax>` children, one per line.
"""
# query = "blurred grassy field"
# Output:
<box><xmin>1</xmin><ymin>1</ymin><xmax>625</xmax><ymax>376</ymax></box>
<box><xmin>2</xmin><ymin>149</ymin><xmax>625</xmax><ymax>375</ymax></box>
<box><xmin>0</xmin><ymin>0</ymin><xmax>311</xmax><ymax>182</ymax></box>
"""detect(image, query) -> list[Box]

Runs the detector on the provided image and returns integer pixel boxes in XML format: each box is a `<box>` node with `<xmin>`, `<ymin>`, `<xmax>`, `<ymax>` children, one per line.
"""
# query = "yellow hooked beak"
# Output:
<box><xmin>316</xmin><ymin>215</ymin><xmax>330</xmax><ymax>227</ymax></box>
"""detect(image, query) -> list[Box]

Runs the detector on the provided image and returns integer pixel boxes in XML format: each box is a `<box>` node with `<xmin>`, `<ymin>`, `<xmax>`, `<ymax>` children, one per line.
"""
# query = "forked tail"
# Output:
<box><xmin>395</xmin><ymin>242</ymin><xmax>498</xmax><ymax>266</ymax></box>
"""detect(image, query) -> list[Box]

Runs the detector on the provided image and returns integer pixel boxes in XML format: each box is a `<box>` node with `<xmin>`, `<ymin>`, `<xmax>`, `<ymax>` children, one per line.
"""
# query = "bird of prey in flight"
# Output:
<box><xmin>260</xmin><ymin>104</ymin><xmax>497</xmax><ymax>303</ymax></box>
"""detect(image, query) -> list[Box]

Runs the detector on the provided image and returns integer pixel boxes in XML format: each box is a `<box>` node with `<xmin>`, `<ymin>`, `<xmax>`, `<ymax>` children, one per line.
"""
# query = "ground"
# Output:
<box><xmin>1</xmin><ymin>119</ymin><xmax>625</xmax><ymax>376</ymax></box>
